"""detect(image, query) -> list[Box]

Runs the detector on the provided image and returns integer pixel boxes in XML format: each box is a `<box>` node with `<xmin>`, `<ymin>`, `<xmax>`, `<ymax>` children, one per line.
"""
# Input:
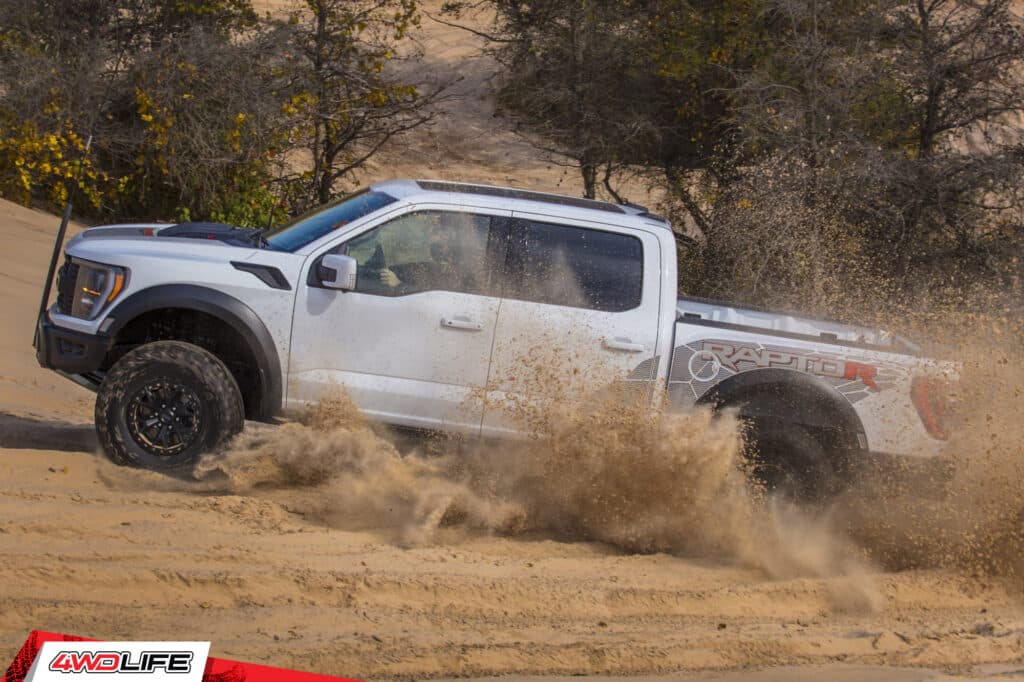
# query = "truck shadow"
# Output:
<box><xmin>0</xmin><ymin>412</ymin><xmax>97</xmax><ymax>453</ymax></box>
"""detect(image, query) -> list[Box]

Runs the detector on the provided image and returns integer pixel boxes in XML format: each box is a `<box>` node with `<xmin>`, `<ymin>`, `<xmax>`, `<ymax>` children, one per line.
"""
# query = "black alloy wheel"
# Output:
<box><xmin>96</xmin><ymin>341</ymin><xmax>244</xmax><ymax>471</ymax></box>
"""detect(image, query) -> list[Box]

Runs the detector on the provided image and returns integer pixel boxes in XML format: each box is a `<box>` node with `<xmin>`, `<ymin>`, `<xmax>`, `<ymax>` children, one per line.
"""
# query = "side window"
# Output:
<box><xmin>506</xmin><ymin>220</ymin><xmax>643</xmax><ymax>312</ymax></box>
<box><xmin>339</xmin><ymin>211</ymin><xmax>493</xmax><ymax>297</ymax></box>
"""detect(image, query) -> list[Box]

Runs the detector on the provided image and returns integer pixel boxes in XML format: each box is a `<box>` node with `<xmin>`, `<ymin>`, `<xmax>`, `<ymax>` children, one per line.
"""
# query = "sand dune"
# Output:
<box><xmin>1</xmin><ymin>414</ymin><xmax>1022</xmax><ymax>678</ymax></box>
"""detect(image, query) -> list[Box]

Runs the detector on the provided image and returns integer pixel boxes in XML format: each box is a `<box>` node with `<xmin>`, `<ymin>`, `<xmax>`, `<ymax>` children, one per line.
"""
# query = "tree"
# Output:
<box><xmin>101</xmin><ymin>25</ymin><xmax>289</xmax><ymax>225</ymax></box>
<box><xmin>443</xmin><ymin>0</ymin><xmax>764</xmax><ymax>232</ymax></box>
<box><xmin>482</xmin><ymin>1</ymin><xmax>651</xmax><ymax>198</ymax></box>
<box><xmin>879</xmin><ymin>0</ymin><xmax>1024</xmax><ymax>281</ymax></box>
<box><xmin>0</xmin><ymin>0</ymin><xmax>274</xmax><ymax>219</ymax></box>
<box><xmin>0</xmin><ymin>0</ymin><xmax>121</xmax><ymax>208</ymax></box>
<box><xmin>705</xmin><ymin>0</ymin><xmax>1024</xmax><ymax>308</ymax></box>
<box><xmin>642</xmin><ymin>0</ymin><xmax>768</xmax><ymax>231</ymax></box>
<box><xmin>0</xmin><ymin>0</ymin><xmax>439</xmax><ymax>224</ymax></box>
<box><xmin>274</xmin><ymin>0</ymin><xmax>443</xmax><ymax>210</ymax></box>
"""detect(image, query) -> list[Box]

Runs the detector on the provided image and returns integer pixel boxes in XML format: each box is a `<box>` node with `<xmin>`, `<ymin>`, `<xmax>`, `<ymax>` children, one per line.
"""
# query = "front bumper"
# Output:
<box><xmin>35</xmin><ymin>311</ymin><xmax>112</xmax><ymax>375</ymax></box>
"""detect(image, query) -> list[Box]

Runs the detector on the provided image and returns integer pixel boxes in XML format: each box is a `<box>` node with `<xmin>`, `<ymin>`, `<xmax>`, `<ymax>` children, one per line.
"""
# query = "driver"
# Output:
<box><xmin>373</xmin><ymin>223</ymin><xmax>462</xmax><ymax>292</ymax></box>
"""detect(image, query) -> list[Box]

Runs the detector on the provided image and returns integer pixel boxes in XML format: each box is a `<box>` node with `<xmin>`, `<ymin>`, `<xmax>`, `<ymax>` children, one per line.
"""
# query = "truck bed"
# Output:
<box><xmin>676</xmin><ymin>296</ymin><xmax>919</xmax><ymax>354</ymax></box>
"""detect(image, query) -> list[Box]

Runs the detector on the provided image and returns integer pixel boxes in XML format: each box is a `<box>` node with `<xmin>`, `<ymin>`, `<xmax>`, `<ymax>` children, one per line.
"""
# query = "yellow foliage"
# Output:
<box><xmin>0</xmin><ymin>115</ymin><xmax>109</xmax><ymax>209</ymax></box>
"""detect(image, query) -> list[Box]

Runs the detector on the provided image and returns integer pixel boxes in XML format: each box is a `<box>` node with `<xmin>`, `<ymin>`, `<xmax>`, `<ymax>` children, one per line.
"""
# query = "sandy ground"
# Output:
<box><xmin>1</xmin><ymin>409</ymin><xmax>1023</xmax><ymax>679</ymax></box>
<box><xmin>2</xmin><ymin>3</ymin><xmax>1024</xmax><ymax>680</ymax></box>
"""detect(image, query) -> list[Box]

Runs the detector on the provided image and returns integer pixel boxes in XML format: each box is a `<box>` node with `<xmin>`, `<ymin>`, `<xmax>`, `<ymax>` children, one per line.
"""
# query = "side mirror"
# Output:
<box><xmin>319</xmin><ymin>253</ymin><xmax>358</xmax><ymax>291</ymax></box>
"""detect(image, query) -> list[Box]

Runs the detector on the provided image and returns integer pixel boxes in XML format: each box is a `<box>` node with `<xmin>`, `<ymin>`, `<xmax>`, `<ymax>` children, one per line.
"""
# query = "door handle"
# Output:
<box><xmin>441</xmin><ymin>315</ymin><xmax>484</xmax><ymax>331</ymax></box>
<box><xmin>603</xmin><ymin>337</ymin><xmax>645</xmax><ymax>353</ymax></box>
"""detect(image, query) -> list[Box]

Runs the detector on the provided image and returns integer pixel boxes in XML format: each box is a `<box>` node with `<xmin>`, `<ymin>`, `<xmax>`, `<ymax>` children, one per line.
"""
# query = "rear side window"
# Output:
<box><xmin>505</xmin><ymin>220</ymin><xmax>643</xmax><ymax>312</ymax></box>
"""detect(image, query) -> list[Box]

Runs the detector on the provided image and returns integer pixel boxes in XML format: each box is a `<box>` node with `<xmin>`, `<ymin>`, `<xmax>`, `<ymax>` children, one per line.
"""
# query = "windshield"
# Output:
<box><xmin>265</xmin><ymin>190</ymin><xmax>397</xmax><ymax>252</ymax></box>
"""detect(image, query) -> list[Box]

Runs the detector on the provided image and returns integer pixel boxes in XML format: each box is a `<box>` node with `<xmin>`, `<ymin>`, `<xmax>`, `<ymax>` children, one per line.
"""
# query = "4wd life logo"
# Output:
<box><xmin>692</xmin><ymin>340</ymin><xmax>881</xmax><ymax>391</ymax></box>
<box><xmin>25</xmin><ymin>642</ymin><xmax>209</xmax><ymax>682</ymax></box>
<box><xmin>48</xmin><ymin>651</ymin><xmax>193</xmax><ymax>674</ymax></box>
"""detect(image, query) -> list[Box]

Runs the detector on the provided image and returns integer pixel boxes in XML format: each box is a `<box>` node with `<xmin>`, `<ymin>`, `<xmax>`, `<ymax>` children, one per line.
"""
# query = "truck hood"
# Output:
<box><xmin>65</xmin><ymin>222</ymin><xmax>264</xmax><ymax>266</ymax></box>
<box><xmin>75</xmin><ymin>221</ymin><xmax>266</xmax><ymax>246</ymax></box>
<box><xmin>74</xmin><ymin>223</ymin><xmax>171</xmax><ymax>241</ymax></box>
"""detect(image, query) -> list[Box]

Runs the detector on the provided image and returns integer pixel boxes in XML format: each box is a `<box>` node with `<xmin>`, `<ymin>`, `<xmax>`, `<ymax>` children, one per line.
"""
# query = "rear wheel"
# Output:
<box><xmin>744</xmin><ymin>420</ymin><xmax>836</xmax><ymax>503</ymax></box>
<box><xmin>96</xmin><ymin>341</ymin><xmax>244</xmax><ymax>471</ymax></box>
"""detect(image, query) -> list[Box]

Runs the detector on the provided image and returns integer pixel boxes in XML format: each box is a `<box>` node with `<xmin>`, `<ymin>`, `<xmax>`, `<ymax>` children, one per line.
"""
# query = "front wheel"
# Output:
<box><xmin>96</xmin><ymin>341</ymin><xmax>244</xmax><ymax>471</ymax></box>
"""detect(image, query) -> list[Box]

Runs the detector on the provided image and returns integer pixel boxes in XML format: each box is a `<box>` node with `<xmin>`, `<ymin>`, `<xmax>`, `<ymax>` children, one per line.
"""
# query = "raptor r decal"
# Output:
<box><xmin>668</xmin><ymin>339</ymin><xmax>905</xmax><ymax>406</ymax></box>
<box><xmin>697</xmin><ymin>341</ymin><xmax>880</xmax><ymax>390</ymax></box>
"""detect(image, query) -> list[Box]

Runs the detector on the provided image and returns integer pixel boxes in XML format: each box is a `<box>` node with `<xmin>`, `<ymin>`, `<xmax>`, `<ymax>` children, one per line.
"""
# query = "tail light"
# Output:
<box><xmin>911</xmin><ymin>377</ymin><xmax>958</xmax><ymax>440</ymax></box>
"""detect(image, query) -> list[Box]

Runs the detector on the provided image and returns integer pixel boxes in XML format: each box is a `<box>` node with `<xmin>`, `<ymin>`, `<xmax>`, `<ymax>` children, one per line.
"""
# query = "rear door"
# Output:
<box><xmin>481</xmin><ymin>215</ymin><xmax>663</xmax><ymax>437</ymax></box>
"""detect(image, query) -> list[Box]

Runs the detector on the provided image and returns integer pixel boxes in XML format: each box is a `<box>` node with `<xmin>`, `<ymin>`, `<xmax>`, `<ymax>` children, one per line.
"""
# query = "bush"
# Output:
<box><xmin>0</xmin><ymin>0</ymin><xmax>434</xmax><ymax>226</ymax></box>
<box><xmin>0</xmin><ymin>112</ymin><xmax>111</xmax><ymax>211</ymax></box>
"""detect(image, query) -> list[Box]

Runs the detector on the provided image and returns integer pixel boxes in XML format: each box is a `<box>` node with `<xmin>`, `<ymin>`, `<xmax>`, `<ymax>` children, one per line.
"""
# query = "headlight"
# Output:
<box><xmin>70</xmin><ymin>261</ymin><xmax>127</xmax><ymax>320</ymax></box>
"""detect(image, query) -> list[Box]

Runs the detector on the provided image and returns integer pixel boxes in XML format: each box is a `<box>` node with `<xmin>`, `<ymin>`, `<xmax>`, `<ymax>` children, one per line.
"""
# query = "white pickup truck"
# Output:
<box><xmin>34</xmin><ymin>179</ymin><xmax>953</xmax><ymax>496</ymax></box>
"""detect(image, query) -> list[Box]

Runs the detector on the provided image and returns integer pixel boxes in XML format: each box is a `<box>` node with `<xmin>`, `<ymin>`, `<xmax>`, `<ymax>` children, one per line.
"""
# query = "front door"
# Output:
<box><xmin>289</xmin><ymin>207</ymin><xmax>509</xmax><ymax>434</ymax></box>
<box><xmin>481</xmin><ymin>215</ymin><xmax>663</xmax><ymax>437</ymax></box>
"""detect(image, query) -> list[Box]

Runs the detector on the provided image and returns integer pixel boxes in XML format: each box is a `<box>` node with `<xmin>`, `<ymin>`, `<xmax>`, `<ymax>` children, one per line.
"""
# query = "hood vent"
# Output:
<box><xmin>159</xmin><ymin>222</ymin><xmax>258</xmax><ymax>247</ymax></box>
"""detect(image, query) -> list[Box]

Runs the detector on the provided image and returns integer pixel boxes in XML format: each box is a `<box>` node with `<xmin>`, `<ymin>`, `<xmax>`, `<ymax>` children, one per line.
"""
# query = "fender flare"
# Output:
<box><xmin>105</xmin><ymin>284</ymin><xmax>282</xmax><ymax>420</ymax></box>
<box><xmin>696</xmin><ymin>368</ymin><xmax>867</xmax><ymax>450</ymax></box>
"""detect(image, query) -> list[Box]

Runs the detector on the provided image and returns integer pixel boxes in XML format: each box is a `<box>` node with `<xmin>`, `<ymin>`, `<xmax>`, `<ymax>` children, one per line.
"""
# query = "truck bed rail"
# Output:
<box><xmin>676</xmin><ymin>296</ymin><xmax>920</xmax><ymax>355</ymax></box>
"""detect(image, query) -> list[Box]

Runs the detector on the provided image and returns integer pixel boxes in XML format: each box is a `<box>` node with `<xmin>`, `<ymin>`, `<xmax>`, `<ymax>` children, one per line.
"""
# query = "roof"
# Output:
<box><xmin>370</xmin><ymin>179</ymin><xmax>670</xmax><ymax>228</ymax></box>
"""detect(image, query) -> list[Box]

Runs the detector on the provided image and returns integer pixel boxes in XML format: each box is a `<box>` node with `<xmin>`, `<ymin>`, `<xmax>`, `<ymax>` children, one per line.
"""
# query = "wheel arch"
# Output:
<box><xmin>696</xmin><ymin>368</ymin><xmax>867</xmax><ymax>454</ymax></box>
<box><xmin>104</xmin><ymin>284</ymin><xmax>282</xmax><ymax>421</ymax></box>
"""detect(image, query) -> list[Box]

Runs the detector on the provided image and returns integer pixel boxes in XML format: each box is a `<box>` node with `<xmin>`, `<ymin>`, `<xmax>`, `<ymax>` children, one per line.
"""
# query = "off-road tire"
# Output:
<box><xmin>96</xmin><ymin>341</ymin><xmax>244</xmax><ymax>471</ymax></box>
<box><xmin>745</xmin><ymin>420</ymin><xmax>836</xmax><ymax>504</ymax></box>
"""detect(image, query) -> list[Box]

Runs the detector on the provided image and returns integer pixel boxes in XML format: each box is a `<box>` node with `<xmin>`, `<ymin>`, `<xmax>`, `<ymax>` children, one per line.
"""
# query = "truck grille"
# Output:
<box><xmin>56</xmin><ymin>259</ymin><xmax>79</xmax><ymax>314</ymax></box>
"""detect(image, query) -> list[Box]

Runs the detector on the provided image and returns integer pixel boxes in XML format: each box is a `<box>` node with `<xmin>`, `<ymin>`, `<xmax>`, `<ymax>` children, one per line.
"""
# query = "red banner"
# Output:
<box><xmin>3</xmin><ymin>631</ymin><xmax>360</xmax><ymax>682</ymax></box>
